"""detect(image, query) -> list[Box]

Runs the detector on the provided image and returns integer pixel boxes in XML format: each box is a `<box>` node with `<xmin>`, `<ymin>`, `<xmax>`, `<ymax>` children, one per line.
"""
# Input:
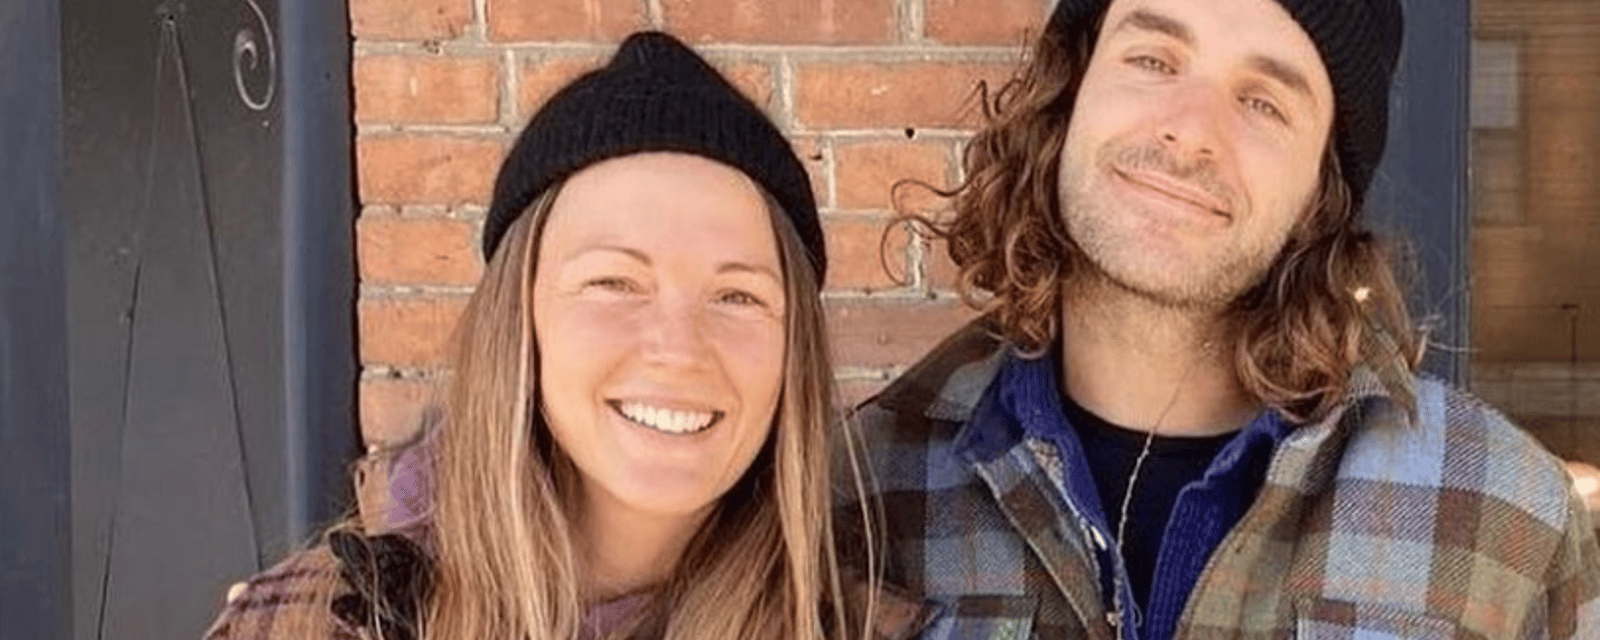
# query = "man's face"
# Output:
<box><xmin>1057</xmin><ymin>0</ymin><xmax>1336</xmax><ymax>308</ymax></box>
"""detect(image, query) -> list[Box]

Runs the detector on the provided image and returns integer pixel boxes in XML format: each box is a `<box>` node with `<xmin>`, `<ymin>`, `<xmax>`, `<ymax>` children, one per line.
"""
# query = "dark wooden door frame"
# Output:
<box><xmin>2</xmin><ymin>0</ymin><xmax>356</xmax><ymax>637</ymax></box>
<box><xmin>1</xmin><ymin>0</ymin><xmax>71</xmax><ymax>637</ymax></box>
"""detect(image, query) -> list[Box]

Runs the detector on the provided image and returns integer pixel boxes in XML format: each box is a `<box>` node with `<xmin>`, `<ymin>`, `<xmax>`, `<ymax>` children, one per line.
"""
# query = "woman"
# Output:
<box><xmin>204</xmin><ymin>31</ymin><xmax>920</xmax><ymax>640</ymax></box>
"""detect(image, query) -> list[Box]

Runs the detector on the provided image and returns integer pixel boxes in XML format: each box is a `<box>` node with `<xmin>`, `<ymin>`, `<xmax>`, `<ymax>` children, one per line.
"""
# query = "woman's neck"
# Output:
<box><xmin>575</xmin><ymin>486</ymin><xmax>712</xmax><ymax>604</ymax></box>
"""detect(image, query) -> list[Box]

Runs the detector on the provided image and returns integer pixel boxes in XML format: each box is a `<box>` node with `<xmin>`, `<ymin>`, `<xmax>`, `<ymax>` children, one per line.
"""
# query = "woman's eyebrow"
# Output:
<box><xmin>567</xmin><ymin>245</ymin><xmax>651</xmax><ymax>265</ymax></box>
<box><xmin>716</xmin><ymin>262</ymin><xmax>781</xmax><ymax>281</ymax></box>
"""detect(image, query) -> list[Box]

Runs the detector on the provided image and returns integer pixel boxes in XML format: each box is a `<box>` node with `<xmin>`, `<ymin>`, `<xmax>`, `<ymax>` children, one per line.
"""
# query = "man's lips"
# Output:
<box><xmin>1113</xmin><ymin>169</ymin><xmax>1232</xmax><ymax>219</ymax></box>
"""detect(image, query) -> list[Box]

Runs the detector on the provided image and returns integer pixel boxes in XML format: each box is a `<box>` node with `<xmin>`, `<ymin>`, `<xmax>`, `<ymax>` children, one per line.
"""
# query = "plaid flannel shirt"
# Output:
<box><xmin>202</xmin><ymin>460</ymin><xmax>935</xmax><ymax>640</ymax></box>
<box><xmin>202</xmin><ymin>545</ymin><xmax>357</xmax><ymax>640</ymax></box>
<box><xmin>846</xmin><ymin>319</ymin><xmax>1600</xmax><ymax>640</ymax></box>
<box><xmin>201</xmin><ymin>548</ymin><xmax>936</xmax><ymax>640</ymax></box>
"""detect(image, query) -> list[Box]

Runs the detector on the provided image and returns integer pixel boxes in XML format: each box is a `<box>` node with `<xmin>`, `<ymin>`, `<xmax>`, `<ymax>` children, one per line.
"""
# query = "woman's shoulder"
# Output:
<box><xmin>203</xmin><ymin>529</ymin><xmax>432</xmax><ymax>640</ymax></box>
<box><xmin>201</xmin><ymin>546</ymin><xmax>353</xmax><ymax>640</ymax></box>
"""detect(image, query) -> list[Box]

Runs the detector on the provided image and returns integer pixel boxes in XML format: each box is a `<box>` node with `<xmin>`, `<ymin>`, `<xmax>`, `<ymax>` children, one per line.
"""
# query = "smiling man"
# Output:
<box><xmin>844</xmin><ymin>0</ymin><xmax>1600</xmax><ymax>638</ymax></box>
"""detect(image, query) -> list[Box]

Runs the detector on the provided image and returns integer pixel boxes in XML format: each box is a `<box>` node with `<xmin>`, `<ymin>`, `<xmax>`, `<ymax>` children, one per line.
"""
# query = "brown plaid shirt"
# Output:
<box><xmin>204</xmin><ymin>540</ymin><xmax>935</xmax><ymax>640</ymax></box>
<box><xmin>203</xmin><ymin>470</ymin><xmax>933</xmax><ymax>640</ymax></box>
<box><xmin>843</xmin><ymin>319</ymin><xmax>1600</xmax><ymax>639</ymax></box>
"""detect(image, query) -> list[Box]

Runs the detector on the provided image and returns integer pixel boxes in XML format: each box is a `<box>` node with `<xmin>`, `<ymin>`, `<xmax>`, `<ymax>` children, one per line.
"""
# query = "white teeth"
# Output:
<box><xmin>618</xmin><ymin>401</ymin><xmax>715</xmax><ymax>434</ymax></box>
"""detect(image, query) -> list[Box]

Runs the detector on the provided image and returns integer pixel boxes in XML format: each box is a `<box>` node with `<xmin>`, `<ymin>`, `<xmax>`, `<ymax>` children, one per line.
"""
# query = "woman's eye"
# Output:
<box><xmin>717</xmin><ymin>289</ymin><xmax>766</xmax><ymax>307</ymax></box>
<box><xmin>1128</xmin><ymin>55</ymin><xmax>1175</xmax><ymax>75</ymax></box>
<box><xmin>584</xmin><ymin>277</ymin><xmax>638</xmax><ymax>293</ymax></box>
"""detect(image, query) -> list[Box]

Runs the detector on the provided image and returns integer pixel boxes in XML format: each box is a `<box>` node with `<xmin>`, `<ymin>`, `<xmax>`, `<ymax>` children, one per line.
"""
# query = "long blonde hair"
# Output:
<box><xmin>394</xmin><ymin>179</ymin><xmax>869</xmax><ymax>639</ymax></box>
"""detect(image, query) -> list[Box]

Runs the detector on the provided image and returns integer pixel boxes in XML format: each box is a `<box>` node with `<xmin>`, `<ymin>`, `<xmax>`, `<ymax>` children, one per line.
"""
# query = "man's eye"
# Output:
<box><xmin>1243</xmin><ymin>96</ymin><xmax>1286</xmax><ymax>122</ymax></box>
<box><xmin>1128</xmin><ymin>55</ymin><xmax>1176</xmax><ymax>75</ymax></box>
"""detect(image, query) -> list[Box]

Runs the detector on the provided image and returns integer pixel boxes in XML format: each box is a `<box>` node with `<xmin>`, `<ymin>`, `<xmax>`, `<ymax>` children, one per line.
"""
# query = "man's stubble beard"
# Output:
<box><xmin>1055</xmin><ymin>141</ymin><xmax>1296</xmax><ymax>314</ymax></box>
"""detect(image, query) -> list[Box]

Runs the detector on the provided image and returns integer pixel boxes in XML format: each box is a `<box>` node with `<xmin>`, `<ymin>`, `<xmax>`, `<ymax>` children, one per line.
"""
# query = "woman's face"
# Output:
<box><xmin>532</xmin><ymin>152</ymin><xmax>787</xmax><ymax>525</ymax></box>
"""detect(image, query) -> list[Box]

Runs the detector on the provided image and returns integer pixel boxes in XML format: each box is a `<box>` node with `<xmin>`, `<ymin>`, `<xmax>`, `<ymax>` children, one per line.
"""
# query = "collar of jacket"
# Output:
<box><xmin>867</xmin><ymin>316</ymin><xmax>1413</xmax><ymax>490</ymax></box>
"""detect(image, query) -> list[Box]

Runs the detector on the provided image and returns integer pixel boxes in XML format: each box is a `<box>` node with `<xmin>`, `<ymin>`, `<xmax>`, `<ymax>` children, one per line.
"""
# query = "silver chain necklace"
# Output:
<box><xmin>1104</xmin><ymin>352</ymin><xmax>1207</xmax><ymax>640</ymax></box>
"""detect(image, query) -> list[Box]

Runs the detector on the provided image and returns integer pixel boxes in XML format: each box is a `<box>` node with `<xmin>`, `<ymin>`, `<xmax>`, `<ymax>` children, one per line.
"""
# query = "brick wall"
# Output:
<box><xmin>347</xmin><ymin>0</ymin><xmax>1600</xmax><ymax>465</ymax></box>
<box><xmin>349</xmin><ymin>0</ymin><xmax>1048</xmax><ymax>445</ymax></box>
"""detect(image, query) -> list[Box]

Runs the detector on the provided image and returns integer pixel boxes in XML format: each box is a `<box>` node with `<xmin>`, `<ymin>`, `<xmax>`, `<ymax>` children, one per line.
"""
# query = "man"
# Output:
<box><xmin>844</xmin><ymin>0</ymin><xmax>1600</xmax><ymax>638</ymax></box>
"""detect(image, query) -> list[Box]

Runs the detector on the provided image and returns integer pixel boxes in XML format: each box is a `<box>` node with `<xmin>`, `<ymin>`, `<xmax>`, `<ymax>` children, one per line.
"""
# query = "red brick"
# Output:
<box><xmin>354</xmin><ymin>453</ymin><xmax>392</xmax><ymax>532</ymax></box>
<box><xmin>837</xmin><ymin>378</ymin><xmax>891</xmax><ymax>410</ymax></box>
<box><xmin>923</xmin><ymin>234</ymin><xmax>966</xmax><ymax>292</ymax></box>
<box><xmin>350</xmin><ymin>0</ymin><xmax>471</xmax><ymax>40</ymax></box>
<box><xmin>825</xmin><ymin>298</ymin><xmax>976</xmax><ymax>370</ymax></box>
<box><xmin>791</xmin><ymin>135</ymin><xmax>830</xmax><ymax>208</ymax></box>
<box><xmin>824</xmin><ymin>216</ymin><xmax>911</xmax><ymax>292</ymax></box>
<box><xmin>716</xmin><ymin>61</ymin><xmax>776</xmax><ymax>111</ymax></box>
<box><xmin>518</xmin><ymin>55</ymin><xmax>606</xmax><ymax>119</ymax></box>
<box><xmin>360</xmin><ymin>378</ymin><xmax>441</xmax><ymax>446</ymax></box>
<box><xmin>925</xmin><ymin>0</ymin><xmax>1049</xmax><ymax>45</ymax></box>
<box><xmin>519</xmin><ymin>56</ymin><xmax>775</xmax><ymax>119</ymax></box>
<box><xmin>795</xmin><ymin>61</ymin><xmax>1016</xmax><ymax>129</ymax></box>
<box><xmin>358</xmin><ymin>216</ymin><xmax>483</xmax><ymax>286</ymax></box>
<box><xmin>487</xmin><ymin>0</ymin><xmax>646</xmax><ymax>42</ymax></box>
<box><xmin>663</xmin><ymin>0</ymin><xmax>896</xmax><ymax>45</ymax></box>
<box><xmin>355</xmin><ymin>55</ymin><xmax>500</xmax><ymax>125</ymax></box>
<box><xmin>357</xmin><ymin>135</ymin><xmax>506</xmax><ymax>206</ymax></box>
<box><xmin>834</xmin><ymin>138</ymin><xmax>953</xmax><ymax>211</ymax></box>
<box><xmin>359</xmin><ymin>296</ymin><xmax>469</xmax><ymax>368</ymax></box>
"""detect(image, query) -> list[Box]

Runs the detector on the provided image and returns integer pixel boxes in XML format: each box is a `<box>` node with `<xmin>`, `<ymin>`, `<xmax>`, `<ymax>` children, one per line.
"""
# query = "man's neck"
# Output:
<box><xmin>576</xmin><ymin>487</ymin><xmax>710</xmax><ymax>605</ymax></box>
<box><xmin>1059</xmin><ymin>279</ymin><xmax>1260</xmax><ymax>437</ymax></box>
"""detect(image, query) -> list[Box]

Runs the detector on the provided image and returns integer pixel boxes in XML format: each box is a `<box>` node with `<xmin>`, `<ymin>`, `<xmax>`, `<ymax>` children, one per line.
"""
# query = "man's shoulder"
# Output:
<box><xmin>1339</xmin><ymin>374</ymin><xmax>1576</xmax><ymax>528</ymax></box>
<box><xmin>1304</xmin><ymin>375</ymin><xmax>1600</xmax><ymax>636</ymax></box>
<box><xmin>846</xmin><ymin>317</ymin><xmax>1007</xmax><ymax>473</ymax></box>
<box><xmin>852</xmin><ymin>317</ymin><xmax>1006</xmax><ymax>430</ymax></box>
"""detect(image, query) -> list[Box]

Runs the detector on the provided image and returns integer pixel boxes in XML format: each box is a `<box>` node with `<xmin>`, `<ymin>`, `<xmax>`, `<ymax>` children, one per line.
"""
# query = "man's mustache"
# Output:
<box><xmin>1102</xmin><ymin>142</ymin><xmax>1239</xmax><ymax>214</ymax></box>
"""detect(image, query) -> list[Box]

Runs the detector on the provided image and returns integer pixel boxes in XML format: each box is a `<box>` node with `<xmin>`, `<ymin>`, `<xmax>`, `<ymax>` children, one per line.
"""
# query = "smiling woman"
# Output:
<box><xmin>202</xmin><ymin>31</ymin><xmax>915</xmax><ymax>640</ymax></box>
<box><xmin>534</xmin><ymin>154</ymin><xmax>790</xmax><ymax>541</ymax></box>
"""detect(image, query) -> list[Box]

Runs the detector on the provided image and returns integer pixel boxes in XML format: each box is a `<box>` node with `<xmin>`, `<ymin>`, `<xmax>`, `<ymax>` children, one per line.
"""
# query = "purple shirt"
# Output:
<box><xmin>384</xmin><ymin>434</ymin><xmax>654</xmax><ymax>639</ymax></box>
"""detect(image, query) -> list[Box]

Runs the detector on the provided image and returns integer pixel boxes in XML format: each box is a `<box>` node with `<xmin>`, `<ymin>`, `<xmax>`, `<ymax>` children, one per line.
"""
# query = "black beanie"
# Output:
<box><xmin>482</xmin><ymin>31</ymin><xmax>825</xmax><ymax>279</ymax></box>
<box><xmin>1047</xmin><ymin>0</ymin><xmax>1404</xmax><ymax>212</ymax></box>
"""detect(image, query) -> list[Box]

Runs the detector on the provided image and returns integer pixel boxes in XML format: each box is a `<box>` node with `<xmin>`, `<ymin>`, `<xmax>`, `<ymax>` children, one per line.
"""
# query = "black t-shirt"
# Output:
<box><xmin>1061</xmin><ymin>396</ymin><xmax>1234</xmax><ymax>614</ymax></box>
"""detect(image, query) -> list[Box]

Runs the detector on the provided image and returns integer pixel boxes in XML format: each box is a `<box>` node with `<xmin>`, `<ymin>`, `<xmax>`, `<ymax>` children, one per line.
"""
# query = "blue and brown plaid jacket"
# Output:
<box><xmin>845</xmin><ymin>319</ymin><xmax>1600</xmax><ymax>640</ymax></box>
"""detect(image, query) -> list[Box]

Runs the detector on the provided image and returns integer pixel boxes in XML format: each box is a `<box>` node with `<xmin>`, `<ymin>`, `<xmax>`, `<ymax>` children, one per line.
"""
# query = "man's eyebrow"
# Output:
<box><xmin>1111</xmin><ymin>9</ymin><xmax>1193</xmax><ymax>46</ymax></box>
<box><xmin>1110</xmin><ymin>10</ymin><xmax>1319</xmax><ymax>108</ymax></box>
<box><xmin>1247</xmin><ymin>54</ymin><xmax>1317</xmax><ymax>105</ymax></box>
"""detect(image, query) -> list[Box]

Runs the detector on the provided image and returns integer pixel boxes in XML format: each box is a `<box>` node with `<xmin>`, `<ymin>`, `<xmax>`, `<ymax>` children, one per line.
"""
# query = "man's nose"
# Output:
<box><xmin>1155</xmin><ymin>83</ymin><xmax>1228</xmax><ymax>161</ymax></box>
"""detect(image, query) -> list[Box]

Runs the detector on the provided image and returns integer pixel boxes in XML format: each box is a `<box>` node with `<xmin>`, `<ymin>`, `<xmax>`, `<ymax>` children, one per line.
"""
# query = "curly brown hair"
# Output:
<box><xmin>903</xmin><ymin>26</ymin><xmax>1421</xmax><ymax>423</ymax></box>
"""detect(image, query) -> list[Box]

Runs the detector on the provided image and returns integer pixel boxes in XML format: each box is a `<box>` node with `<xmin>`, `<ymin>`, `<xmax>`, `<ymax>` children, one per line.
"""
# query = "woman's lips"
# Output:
<box><xmin>606</xmin><ymin>398</ymin><xmax>724</xmax><ymax>435</ymax></box>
